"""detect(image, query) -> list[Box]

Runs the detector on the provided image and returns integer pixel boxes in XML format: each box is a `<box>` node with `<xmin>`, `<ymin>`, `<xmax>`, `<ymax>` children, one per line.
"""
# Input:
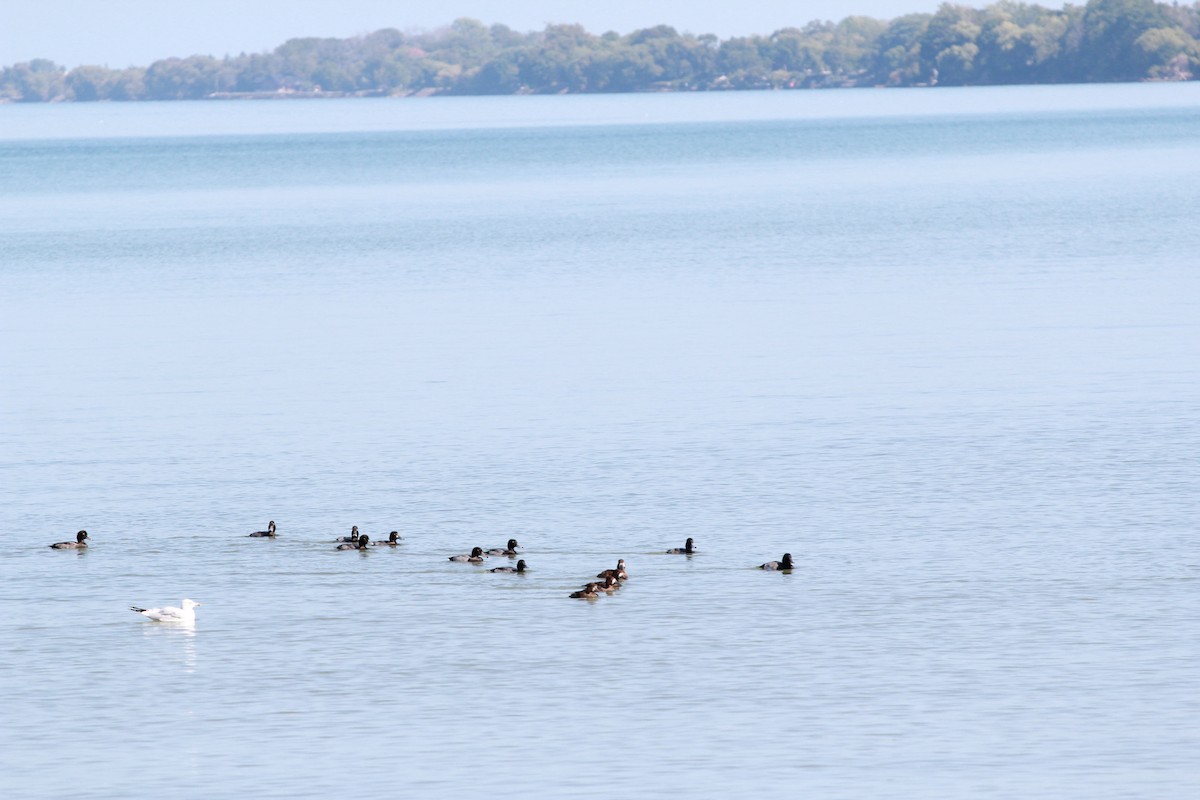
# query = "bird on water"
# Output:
<box><xmin>759</xmin><ymin>553</ymin><xmax>794</xmax><ymax>571</ymax></box>
<box><xmin>130</xmin><ymin>599</ymin><xmax>200</xmax><ymax>623</ymax></box>
<box><xmin>486</xmin><ymin>539</ymin><xmax>520</xmax><ymax>556</ymax></box>
<box><xmin>49</xmin><ymin>530</ymin><xmax>89</xmax><ymax>549</ymax></box>
<box><xmin>449</xmin><ymin>546</ymin><xmax>487</xmax><ymax>563</ymax></box>
<box><xmin>596</xmin><ymin>559</ymin><xmax>627</xmax><ymax>581</ymax></box>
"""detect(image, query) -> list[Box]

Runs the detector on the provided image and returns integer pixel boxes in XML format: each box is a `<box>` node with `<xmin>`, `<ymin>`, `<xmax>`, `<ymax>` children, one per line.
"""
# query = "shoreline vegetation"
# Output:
<box><xmin>3</xmin><ymin>1</ymin><xmax>1198</xmax><ymax>103</ymax></box>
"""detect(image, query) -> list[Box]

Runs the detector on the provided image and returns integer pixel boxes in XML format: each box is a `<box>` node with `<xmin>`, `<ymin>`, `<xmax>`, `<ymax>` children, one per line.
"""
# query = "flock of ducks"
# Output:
<box><xmin>47</xmin><ymin>526</ymin><xmax>794</xmax><ymax>617</ymax></box>
<box><xmin>570</xmin><ymin>559</ymin><xmax>628</xmax><ymax>599</ymax></box>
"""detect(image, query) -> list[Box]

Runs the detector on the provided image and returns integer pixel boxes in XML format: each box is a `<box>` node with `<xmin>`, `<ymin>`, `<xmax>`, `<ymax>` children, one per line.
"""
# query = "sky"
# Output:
<box><xmin>1</xmin><ymin>1</ymin><xmax>978</xmax><ymax>69</ymax></box>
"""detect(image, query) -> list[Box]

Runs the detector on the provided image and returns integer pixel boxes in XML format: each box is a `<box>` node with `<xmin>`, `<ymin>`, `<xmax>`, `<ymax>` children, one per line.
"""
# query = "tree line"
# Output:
<box><xmin>3</xmin><ymin>1</ymin><xmax>1198</xmax><ymax>103</ymax></box>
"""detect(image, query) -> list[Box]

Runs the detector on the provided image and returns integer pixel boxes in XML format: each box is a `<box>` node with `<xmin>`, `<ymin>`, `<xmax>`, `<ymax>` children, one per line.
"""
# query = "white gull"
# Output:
<box><xmin>130</xmin><ymin>599</ymin><xmax>200</xmax><ymax>622</ymax></box>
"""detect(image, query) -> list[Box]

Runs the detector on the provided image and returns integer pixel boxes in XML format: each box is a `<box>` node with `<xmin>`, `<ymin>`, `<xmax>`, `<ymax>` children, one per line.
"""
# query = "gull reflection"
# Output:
<box><xmin>141</xmin><ymin>619</ymin><xmax>198</xmax><ymax>672</ymax></box>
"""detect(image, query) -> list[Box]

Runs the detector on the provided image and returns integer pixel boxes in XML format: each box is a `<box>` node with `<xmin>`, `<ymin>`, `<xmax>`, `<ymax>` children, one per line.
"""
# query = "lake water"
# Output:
<box><xmin>2</xmin><ymin>85</ymin><xmax>1198</xmax><ymax>798</ymax></box>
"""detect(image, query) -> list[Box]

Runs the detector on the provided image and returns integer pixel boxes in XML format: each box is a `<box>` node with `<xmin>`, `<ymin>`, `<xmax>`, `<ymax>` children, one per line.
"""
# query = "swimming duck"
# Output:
<box><xmin>666</xmin><ymin>537</ymin><xmax>695</xmax><ymax>554</ymax></box>
<box><xmin>449</xmin><ymin>546</ymin><xmax>486</xmax><ymax>563</ymax></box>
<box><xmin>570</xmin><ymin>583</ymin><xmax>601</xmax><ymax>599</ymax></box>
<box><xmin>337</xmin><ymin>535</ymin><xmax>370</xmax><ymax>551</ymax></box>
<box><xmin>490</xmin><ymin>559</ymin><xmax>527</xmax><ymax>574</ymax></box>
<box><xmin>49</xmin><ymin>530</ymin><xmax>88</xmax><ymax>549</ymax></box>
<box><xmin>759</xmin><ymin>553</ymin><xmax>794</xmax><ymax>571</ymax></box>
<box><xmin>486</xmin><ymin>539</ymin><xmax>520</xmax><ymax>556</ymax></box>
<box><xmin>596</xmin><ymin>559</ymin><xmax>627</xmax><ymax>581</ymax></box>
<box><xmin>335</xmin><ymin>526</ymin><xmax>360</xmax><ymax>543</ymax></box>
<box><xmin>130</xmin><ymin>598</ymin><xmax>200</xmax><ymax>623</ymax></box>
<box><xmin>248</xmin><ymin>521</ymin><xmax>277</xmax><ymax>538</ymax></box>
<box><xmin>596</xmin><ymin>575</ymin><xmax>621</xmax><ymax>592</ymax></box>
<box><xmin>373</xmin><ymin>531</ymin><xmax>402</xmax><ymax>546</ymax></box>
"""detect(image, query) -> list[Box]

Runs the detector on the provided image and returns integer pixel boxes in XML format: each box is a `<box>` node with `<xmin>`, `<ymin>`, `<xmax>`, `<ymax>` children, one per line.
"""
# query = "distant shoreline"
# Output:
<box><xmin>3</xmin><ymin>5</ymin><xmax>1198</xmax><ymax>103</ymax></box>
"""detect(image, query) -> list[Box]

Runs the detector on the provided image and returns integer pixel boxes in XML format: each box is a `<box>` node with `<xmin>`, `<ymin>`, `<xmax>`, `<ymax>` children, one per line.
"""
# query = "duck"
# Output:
<box><xmin>490</xmin><ymin>559</ymin><xmax>527</xmax><ymax>574</ymax></box>
<box><xmin>337</xmin><ymin>535</ymin><xmax>370</xmax><ymax>551</ymax></box>
<box><xmin>596</xmin><ymin>575</ymin><xmax>621</xmax><ymax>592</ymax></box>
<box><xmin>130</xmin><ymin>599</ymin><xmax>200</xmax><ymax>623</ymax></box>
<box><xmin>665</xmin><ymin>537</ymin><xmax>695</xmax><ymax>554</ymax></box>
<box><xmin>486</xmin><ymin>538</ymin><xmax>520</xmax><ymax>556</ymax></box>
<box><xmin>334</xmin><ymin>526</ymin><xmax>360</xmax><ymax>543</ymax></box>
<box><xmin>248</xmin><ymin>521</ymin><xmax>276</xmax><ymax>538</ymax></box>
<box><xmin>759</xmin><ymin>553</ymin><xmax>794</xmax><ymax>571</ymax></box>
<box><xmin>570</xmin><ymin>583</ymin><xmax>601</xmax><ymax>599</ymax></box>
<box><xmin>373</xmin><ymin>531</ymin><xmax>402</xmax><ymax>546</ymax></box>
<box><xmin>449</xmin><ymin>546</ymin><xmax>486</xmax><ymax>563</ymax></box>
<box><xmin>49</xmin><ymin>530</ymin><xmax>88</xmax><ymax>549</ymax></box>
<box><xmin>596</xmin><ymin>559</ymin><xmax>627</xmax><ymax>581</ymax></box>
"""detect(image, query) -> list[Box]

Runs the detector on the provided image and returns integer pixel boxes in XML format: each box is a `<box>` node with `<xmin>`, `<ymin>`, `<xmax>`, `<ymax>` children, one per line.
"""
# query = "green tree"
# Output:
<box><xmin>827</xmin><ymin>16</ymin><xmax>887</xmax><ymax>78</ymax></box>
<box><xmin>232</xmin><ymin>53</ymin><xmax>282</xmax><ymax>92</ymax></box>
<box><xmin>468</xmin><ymin>53</ymin><xmax>523</xmax><ymax>94</ymax></box>
<box><xmin>489</xmin><ymin>23</ymin><xmax>527</xmax><ymax>49</ymax></box>
<box><xmin>717</xmin><ymin>37</ymin><xmax>769</xmax><ymax>86</ymax></box>
<box><xmin>144</xmin><ymin>56</ymin><xmax>235</xmax><ymax>99</ymax></box>
<box><xmin>622</xmin><ymin>26</ymin><xmax>715</xmax><ymax>88</ymax></box>
<box><xmin>272</xmin><ymin>38</ymin><xmax>327</xmax><ymax>90</ymax></box>
<box><xmin>2</xmin><ymin>59</ymin><xmax>66</xmax><ymax>101</ymax></box>
<box><xmin>1080</xmin><ymin>0</ymin><xmax>1168</xmax><ymax>80</ymax></box>
<box><xmin>6</xmin><ymin>4</ymin><xmax>1200</xmax><ymax>101</ymax></box>
<box><xmin>768</xmin><ymin>27</ymin><xmax>827</xmax><ymax>77</ymax></box>
<box><xmin>517</xmin><ymin>24</ymin><xmax>595</xmax><ymax>92</ymax></box>
<box><xmin>871</xmin><ymin>14</ymin><xmax>932</xmax><ymax>85</ymax></box>
<box><xmin>427</xmin><ymin>18</ymin><xmax>497</xmax><ymax>68</ymax></box>
<box><xmin>1134</xmin><ymin>26</ymin><xmax>1200</xmax><ymax>78</ymax></box>
<box><xmin>107</xmin><ymin>68</ymin><xmax>147</xmax><ymax>100</ymax></box>
<box><xmin>66</xmin><ymin>65</ymin><xmax>115</xmax><ymax>101</ymax></box>
<box><xmin>365</xmin><ymin>50</ymin><xmax>425</xmax><ymax>93</ymax></box>
<box><xmin>920</xmin><ymin>4</ymin><xmax>983</xmax><ymax>84</ymax></box>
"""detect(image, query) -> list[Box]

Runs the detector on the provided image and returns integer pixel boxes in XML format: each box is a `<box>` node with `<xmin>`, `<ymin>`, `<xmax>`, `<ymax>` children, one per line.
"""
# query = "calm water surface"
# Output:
<box><xmin>2</xmin><ymin>86</ymin><xmax>1199</xmax><ymax>798</ymax></box>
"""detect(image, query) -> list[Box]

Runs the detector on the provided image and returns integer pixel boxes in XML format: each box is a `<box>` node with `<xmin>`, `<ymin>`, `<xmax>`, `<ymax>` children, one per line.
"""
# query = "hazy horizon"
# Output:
<box><xmin>6</xmin><ymin>0</ymin><xmax>992</xmax><ymax>69</ymax></box>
